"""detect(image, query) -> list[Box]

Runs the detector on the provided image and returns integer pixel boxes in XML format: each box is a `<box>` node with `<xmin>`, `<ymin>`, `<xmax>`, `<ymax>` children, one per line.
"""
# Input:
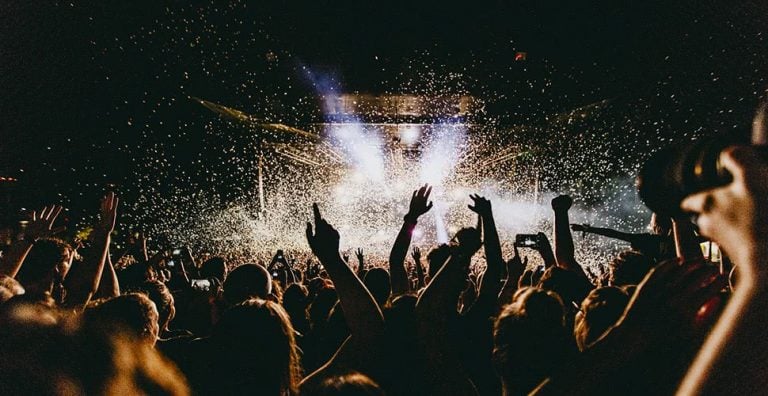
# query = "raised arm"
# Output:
<box><xmin>307</xmin><ymin>203</ymin><xmax>384</xmax><ymax>338</ymax></box>
<box><xmin>63</xmin><ymin>192</ymin><xmax>118</xmax><ymax>308</ymax></box>
<box><xmin>552</xmin><ymin>195</ymin><xmax>588</xmax><ymax>279</ymax></box>
<box><xmin>415</xmin><ymin>227</ymin><xmax>481</xmax><ymax>395</ymax></box>
<box><xmin>498</xmin><ymin>245</ymin><xmax>527</xmax><ymax>304</ymax></box>
<box><xmin>0</xmin><ymin>205</ymin><xmax>65</xmax><ymax>278</ymax></box>
<box><xmin>468</xmin><ymin>194</ymin><xmax>504</xmax><ymax>309</ymax></box>
<box><xmin>529</xmin><ymin>232</ymin><xmax>557</xmax><ymax>269</ymax></box>
<box><xmin>571</xmin><ymin>224</ymin><xmax>638</xmax><ymax>243</ymax></box>
<box><xmin>301</xmin><ymin>204</ymin><xmax>386</xmax><ymax>389</ymax></box>
<box><xmin>389</xmin><ymin>184</ymin><xmax>433</xmax><ymax>296</ymax></box>
<box><xmin>94</xmin><ymin>243</ymin><xmax>120</xmax><ymax>299</ymax></box>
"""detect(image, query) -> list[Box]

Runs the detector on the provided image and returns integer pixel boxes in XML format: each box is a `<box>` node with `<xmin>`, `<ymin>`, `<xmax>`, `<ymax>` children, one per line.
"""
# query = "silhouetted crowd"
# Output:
<box><xmin>1</xmin><ymin>142</ymin><xmax>767</xmax><ymax>395</ymax></box>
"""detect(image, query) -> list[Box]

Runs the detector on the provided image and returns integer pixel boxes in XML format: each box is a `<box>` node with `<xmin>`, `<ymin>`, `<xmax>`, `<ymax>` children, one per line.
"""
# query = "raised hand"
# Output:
<box><xmin>406</xmin><ymin>184</ymin><xmax>433</xmax><ymax>220</ymax></box>
<box><xmin>97</xmin><ymin>192</ymin><xmax>119</xmax><ymax>234</ymax></box>
<box><xmin>61</xmin><ymin>192</ymin><xmax>119</xmax><ymax>309</ymax></box>
<box><xmin>508</xmin><ymin>245</ymin><xmax>528</xmax><ymax>282</ymax></box>
<box><xmin>535</xmin><ymin>232</ymin><xmax>557</xmax><ymax>268</ymax></box>
<box><xmin>24</xmin><ymin>205</ymin><xmax>66</xmax><ymax>241</ymax></box>
<box><xmin>355</xmin><ymin>248</ymin><xmax>365</xmax><ymax>274</ymax></box>
<box><xmin>551</xmin><ymin>194</ymin><xmax>573</xmax><ymax>212</ymax></box>
<box><xmin>0</xmin><ymin>204</ymin><xmax>66</xmax><ymax>278</ymax></box>
<box><xmin>467</xmin><ymin>194</ymin><xmax>492</xmax><ymax>218</ymax></box>
<box><xmin>412</xmin><ymin>246</ymin><xmax>422</xmax><ymax>262</ymax></box>
<box><xmin>342</xmin><ymin>252</ymin><xmax>350</xmax><ymax>263</ymax></box>
<box><xmin>306</xmin><ymin>203</ymin><xmax>340</xmax><ymax>260</ymax></box>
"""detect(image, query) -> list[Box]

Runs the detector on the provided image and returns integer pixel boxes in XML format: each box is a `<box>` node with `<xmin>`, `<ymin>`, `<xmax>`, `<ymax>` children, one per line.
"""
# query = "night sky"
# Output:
<box><xmin>2</xmin><ymin>0</ymin><xmax>768</xmax><ymax>238</ymax></box>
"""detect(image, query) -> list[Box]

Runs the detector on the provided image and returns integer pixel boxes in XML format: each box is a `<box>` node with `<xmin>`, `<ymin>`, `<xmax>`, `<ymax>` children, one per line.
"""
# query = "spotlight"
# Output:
<box><xmin>398</xmin><ymin>124</ymin><xmax>421</xmax><ymax>145</ymax></box>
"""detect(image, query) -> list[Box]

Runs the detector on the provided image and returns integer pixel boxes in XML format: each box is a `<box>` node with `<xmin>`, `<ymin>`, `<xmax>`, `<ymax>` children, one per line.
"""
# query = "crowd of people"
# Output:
<box><xmin>0</xmin><ymin>143</ymin><xmax>766</xmax><ymax>395</ymax></box>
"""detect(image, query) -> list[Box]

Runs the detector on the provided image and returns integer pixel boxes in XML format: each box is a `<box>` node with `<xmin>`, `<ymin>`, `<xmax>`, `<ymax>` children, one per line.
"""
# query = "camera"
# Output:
<box><xmin>637</xmin><ymin>105</ymin><xmax>768</xmax><ymax>217</ymax></box>
<box><xmin>636</xmin><ymin>134</ymin><xmax>763</xmax><ymax>217</ymax></box>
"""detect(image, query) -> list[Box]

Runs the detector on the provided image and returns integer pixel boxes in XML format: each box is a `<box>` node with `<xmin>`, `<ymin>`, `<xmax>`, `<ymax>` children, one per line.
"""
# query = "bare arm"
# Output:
<box><xmin>535</xmin><ymin>233</ymin><xmax>557</xmax><ymax>268</ymax></box>
<box><xmin>498</xmin><ymin>246</ymin><xmax>527</xmax><ymax>304</ymax></box>
<box><xmin>63</xmin><ymin>193</ymin><xmax>118</xmax><ymax>309</ymax></box>
<box><xmin>307</xmin><ymin>204</ymin><xmax>384</xmax><ymax>338</ymax></box>
<box><xmin>571</xmin><ymin>224</ymin><xmax>638</xmax><ymax>243</ymax></box>
<box><xmin>0</xmin><ymin>206</ymin><xmax>65</xmax><ymax>278</ymax></box>
<box><xmin>552</xmin><ymin>195</ymin><xmax>588</xmax><ymax>279</ymax></box>
<box><xmin>468</xmin><ymin>194</ymin><xmax>504</xmax><ymax>308</ymax></box>
<box><xmin>301</xmin><ymin>203</ymin><xmax>386</xmax><ymax>388</ymax></box>
<box><xmin>94</xmin><ymin>244</ymin><xmax>120</xmax><ymax>299</ymax></box>
<box><xmin>389</xmin><ymin>184</ymin><xmax>433</xmax><ymax>296</ymax></box>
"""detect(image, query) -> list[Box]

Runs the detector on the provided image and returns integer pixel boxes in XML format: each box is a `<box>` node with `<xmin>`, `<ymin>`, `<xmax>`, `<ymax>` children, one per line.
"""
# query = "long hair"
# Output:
<box><xmin>212</xmin><ymin>298</ymin><xmax>302</xmax><ymax>395</ymax></box>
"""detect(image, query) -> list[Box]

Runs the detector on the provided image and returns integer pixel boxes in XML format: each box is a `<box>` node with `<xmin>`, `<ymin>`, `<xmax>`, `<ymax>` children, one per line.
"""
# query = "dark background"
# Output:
<box><xmin>2</xmin><ymin>0</ymin><xmax>768</xmax><ymax>230</ymax></box>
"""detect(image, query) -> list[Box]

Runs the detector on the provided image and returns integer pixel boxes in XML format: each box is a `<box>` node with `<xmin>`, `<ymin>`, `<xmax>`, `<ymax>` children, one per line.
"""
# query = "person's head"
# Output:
<box><xmin>427</xmin><ymin>244</ymin><xmax>451</xmax><ymax>280</ymax></box>
<box><xmin>307</xmin><ymin>277</ymin><xmax>332</xmax><ymax>298</ymax></box>
<box><xmin>308</xmin><ymin>286</ymin><xmax>338</xmax><ymax>329</ymax></box>
<box><xmin>222</xmin><ymin>263</ymin><xmax>272</xmax><ymax>306</ymax></box>
<box><xmin>117</xmin><ymin>260</ymin><xmax>158</xmax><ymax>291</ymax></box>
<box><xmin>16</xmin><ymin>238</ymin><xmax>72</xmax><ymax>294</ymax></box>
<box><xmin>363</xmin><ymin>268</ymin><xmax>391</xmax><ymax>307</ymax></box>
<box><xmin>493</xmin><ymin>287</ymin><xmax>574</xmax><ymax>394</ymax></box>
<box><xmin>84</xmin><ymin>293</ymin><xmax>160</xmax><ymax>345</ymax></box>
<box><xmin>0</xmin><ymin>301</ymin><xmax>75</xmax><ymax>394</ymax></box>
<box><xmin>0</xmin><ymin>302</ymin><xmax>188</xmax><ymax>395</ymax></box>
<box><xmin>200</xmin><ymin>256</ymin><xmax>227</xmax><ymax>282</ymax></box>
<box><xmin>537</xmin><ymin>266</ymin><xmax>592</xmax><ymax>310</ymax></box>
<box><xmin>573</xmin><ymin>286</ymin><xmax>630</xmax><ymax>351</ymax></box>
<box><xmin>212</xmin><ymin>298</ymin><xmax>301</xmax><ymax>395</ymax></box>
<box><xmin>304</xmin><ymin>372</ymin><xmax>385</xmax><ymax>396</ymax></box>
<box><xmin>283</xmin><ymin>283</ymin><xmax>309</xmax><ymax>313</ymax></box>
<box><xmin>609</xmin><ymin>250</ymin><xmax>655</xmax><ymax>286</ymax></box>
<box><xmin>134</xmin><ymin>280</ymin><xmax>175</xmax><ymax>332</ymax></box>
<box><xmin>73</xmin><ymin>319</ymin><xmax>190</xmax><ymax>395</ymax></box>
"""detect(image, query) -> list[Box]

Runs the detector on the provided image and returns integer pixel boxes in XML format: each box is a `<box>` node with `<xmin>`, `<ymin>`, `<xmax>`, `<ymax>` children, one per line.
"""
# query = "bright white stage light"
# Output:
<box><xmin>332</xmin><ymin>123</ymin><xmax>385</xmax><ymax>182</ymax></box>
<box><xmin>399</xmin><ymin>124</ymin><xmax>421</xmax><ymax>145</ymax></box>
